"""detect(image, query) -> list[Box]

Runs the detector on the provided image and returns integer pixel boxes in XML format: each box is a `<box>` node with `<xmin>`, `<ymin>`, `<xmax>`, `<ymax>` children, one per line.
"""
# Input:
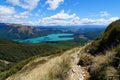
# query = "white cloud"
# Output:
<box><xmin>46</xmin><ymin>0</ymin><xmax>64</xmax><ymax>10</ymax></box>
<box><xmin>0</xmin><ymin>7</ymin><xmax>119</xmax><ymax>26</ymax></box>
<box><xmin>79</xmin><ymin>17</ymin><xmax>119</xmax><ymax>25</ymax></box>
<box><xmin>100</xmin><ymin>11</ymin><xmax>110</xmax><ymax>17</ymax></box>
<box><xmin>0</xmin><ymin>5</ymin><xmax>15</xmax><ymax>15</ymax></box>
<box><xmin>35</xmin><ymin>13</ymin><xmax>39</xmax><ymax>16</ymax></box>
<box><xmin>38</xmin><ymin>9</ymin><xmax>41</xmax><ymax>12</ymax></box>
<box><xmin>0</xmin><ymin>6</ymin><xmax>33</xmax><ymax>24</ymax></box>
<box><xmin>0</xmin><ymin>7</ymin><xmax>32</xmax><ymax>23</ymax></box>
<box><xmin>7</xmin><ymin>0</ymin><xmax>40</xmax><ymax>10</ymax></box>
<box><xmin>37</xmin><ymin>10</ymin><xmax>119</xmax><ymax>26</ymax></box>
<box><xmin>90</xmin><ymin>11</ymin><xmax>111</xmax><ymax>18</ymax></box>
<box><xmin>49</xmin><ymin>10</ymin><xmax>76</xmax><ymax>20</ymax></box>
<box><xmin>38</xmin><ymin>10</ymin><xmax>79</xmax><ymax>26</ymax></box>
<box><xmin>0</xmin><ymin>5</ymin><xmax>16</xmax><ymax>22</ymax></box>
<box><xmin>14</xmin><ymin>11</ymin><xmax>32</xmax><ymax>19</ymax></box>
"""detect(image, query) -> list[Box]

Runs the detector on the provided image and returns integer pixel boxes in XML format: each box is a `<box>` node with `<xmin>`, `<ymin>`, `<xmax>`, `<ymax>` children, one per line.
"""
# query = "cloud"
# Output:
<box><xmin>14</xmin><ymin>11</ymin><xmax>32</xmax><ymax>19</ymax></box>
<box><xmin>0</xmin><ymin>5</ymin><xmax>15</xmax><ymax>15</ymax></box>
<box><xmin>90</xmin><ymin>11</ymin><xmax>111</xmax><ymax>18</ymax></box>
<box><xmin>48</xmin><ymin>10</ymin><xmax>76</xmax><ymax>20</ymax></box>
<box><xmin>100</xmin><ymin>11</ymin><xmax>110</xmax><ymax>17</ymax></box>
<box><xmin>0</xmin><ymin>6</ymin><xmax>119</xmax><ymax>26</ymax></box>
<box><xmin>7</xmin><ymin>0</ymin><xmax>40</xmax><ymax>10</ymax></box>
<box><xmin>79</xmin><ymin>17</ymin><xmax>119</xmax><ymax>25</ymax></box>
<box><xmin>38</xmin><ymin>10</ymin><xmax>79</xmax><ymax>26</ymax></box>
<box><xmin>46</xmin><ymin>0</ymin><xmax>64</xmax><ymax>10</ymax></box>
<box><xmin>0</xmin><ymin>5</ymin><xmax>16</xmax><ymax>22</ymax></box>
<box><xmin>0</xmin><ymin>6</ymin><xmax>32</xmax><ymax>23</ymax></box>
<box><xmin>37</xmin><ymin>10</ymin><xmax>119</xmax><ymax>26</ymax></box>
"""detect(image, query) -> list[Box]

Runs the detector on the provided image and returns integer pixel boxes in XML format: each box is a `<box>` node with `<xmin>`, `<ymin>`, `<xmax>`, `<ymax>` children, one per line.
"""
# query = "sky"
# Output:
<box><xmin>0</xmin><ymin>0</ymin><xmax>120</xmax><ymax>26</ymax></box>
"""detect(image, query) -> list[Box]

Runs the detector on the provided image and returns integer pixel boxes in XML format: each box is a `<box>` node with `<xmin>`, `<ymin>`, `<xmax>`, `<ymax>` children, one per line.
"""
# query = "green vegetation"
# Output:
<box><xmin>0</xmin><ymin>57</ymin><xmax>33</xmax><ymax>80</ymax></box>
<box><xmin>88</xmin><ymin>19</ymin><xmax>120</xmax><ymax>54</ymax></box>
<box><xmin>78</xmin><ymin>20</ymin><xmax>120</xmax><ymax>80</ymax></box>
<box><xmin>0</xmin><ymin>38</ymin><xmax>85</xmax><ymax>80</ymax></box>
<box><xmin>78</xmin><ymin>48</ymin><xmax>120</xmax><ymax>80</ymax></box>
<box><xmin>0</xmin><ymin>38</ymin><xmax>19</xmax><ymax>44</ymax></box>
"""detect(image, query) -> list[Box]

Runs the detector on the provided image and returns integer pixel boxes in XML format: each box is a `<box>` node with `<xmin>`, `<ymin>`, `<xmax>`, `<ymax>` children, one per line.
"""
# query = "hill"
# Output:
<box><xmin>6</xmin><ymin>47</ymin><xmax>87</xmax><ymax>80</ymax></box>
<box><xmin>0</xmin><ymin>23</ymin><xmax>41</xmax><ymax>39</ymax></box>
<box><xmin>0</xmin><ymin>38</ymin><xmax>85</xmax><ymax>80</ymax></box>
<box><xmin>0</xmin><ymin>38</ymin><xmax>19</xmax><ymax>44</ymax></box>
<box><xmin>88</xmin><ymin>19</ymin><xmax>120</xmax><ymax>54</ymax></box>
<box><xmin>78</xmin><ymin>20</ymin><xmax>120</xmax><ymax>80</ymax></box>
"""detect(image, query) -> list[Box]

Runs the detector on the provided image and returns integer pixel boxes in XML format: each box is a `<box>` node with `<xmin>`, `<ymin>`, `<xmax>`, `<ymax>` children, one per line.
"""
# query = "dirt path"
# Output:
<box><xmin>67</xmin><ymin>47</ymin><xmax>86</xmax><ymax>80</ymax></box>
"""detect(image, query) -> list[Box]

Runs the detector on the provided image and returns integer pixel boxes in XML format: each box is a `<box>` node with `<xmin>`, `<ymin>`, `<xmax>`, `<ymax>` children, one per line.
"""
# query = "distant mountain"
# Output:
<box><xmin>88</xmin><ymin>19</ymin><xmax>120</xmax><ymax>54</ymax></box>
<box><xmin>0</xmin><ymin>23</ymin><xmax>41</xmax><ymax>39</ymax></box>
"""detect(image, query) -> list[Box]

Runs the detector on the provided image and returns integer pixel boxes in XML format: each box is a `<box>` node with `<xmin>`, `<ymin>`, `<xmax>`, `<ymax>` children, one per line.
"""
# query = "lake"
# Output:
<box><xmin>15</xmin><ymin>33</ymin><xmax>74</xmax><ymax>43</ymax></box>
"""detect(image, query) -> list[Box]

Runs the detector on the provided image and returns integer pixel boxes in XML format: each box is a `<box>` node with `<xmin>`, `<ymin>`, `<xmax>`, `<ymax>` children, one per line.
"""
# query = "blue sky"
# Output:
<box><xmin>0</xmin><ymin>0</ymin><xmax>119</xmax><ymax>26</ymax></box>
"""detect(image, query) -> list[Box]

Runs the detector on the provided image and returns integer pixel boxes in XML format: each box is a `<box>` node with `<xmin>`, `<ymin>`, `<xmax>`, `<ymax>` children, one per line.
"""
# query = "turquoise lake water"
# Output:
<box><xmin>16</xmin><ymin>33</ymin><xmax>74</xmax><ymax>43</ymax></box>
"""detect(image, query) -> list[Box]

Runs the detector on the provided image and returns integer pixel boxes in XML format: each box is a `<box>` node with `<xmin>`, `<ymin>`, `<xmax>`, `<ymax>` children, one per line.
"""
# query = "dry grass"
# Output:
<box><xmin>46</xmin><ymin>56</ymin><xmax>71</xmax><ymax>80</ymax></box>
<box><xmin>40</xmin><ymin>49</ymin><xmax>74</xmax><ymax>80</ymax></box>
<box><xmin>88</xmin><ymin>49</ymin><xmax>119</xmax><ymax>80</ymax></box>
<box><xmin>7</xmin><ymin>47</ymin><xmax>77</xmax><ymax>80</ymax></box>
<box><xmin>104</xmin><ymin>67</ymin><xmax>119</xmax><ymax>80</ymax></box>
<box><xmin>78</xmin><ymin>53</ymin><xmax>94</xmax><ymax>67</ymax></box>
<box><xmin>92</xmin><ymin>50</ymin><xmax>116</xmax><ymax>68</ymax></box>
<box><xmin>78</xmin><ymin>47</ymin><xmax>119</xmax><ymax>80</ymax></box>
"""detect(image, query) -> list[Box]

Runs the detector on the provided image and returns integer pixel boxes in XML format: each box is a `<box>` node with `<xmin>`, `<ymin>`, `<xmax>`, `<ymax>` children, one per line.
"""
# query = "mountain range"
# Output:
<box><xmin>0</xmin><ymin>23</ymin><xmax>41</xmax><ymax>39</ymax></box>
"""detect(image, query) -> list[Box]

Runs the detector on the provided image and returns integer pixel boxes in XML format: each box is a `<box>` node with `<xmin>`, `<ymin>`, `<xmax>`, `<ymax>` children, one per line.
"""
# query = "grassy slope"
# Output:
<box><xmin>79</xmin><ymin>46</ymin><xmax>120</xmax><ymax>80</ymax></box>
<box><xmin>6</xmin><ymin>47</ymin><xmax>80</xmax><ymax>80</ymax></box>
<box><xmin>88</xmin><ymin>20</ymin><xmax>120</xmax><ymax>54</ymax></box>
<box><xmin>0</xmin><ymin>38</ymin><xmax>86</xmax><ymax>80</ymax></box>
<box><xmin>78</xmin><ymin>20</ymin><xmax>120</xmax><ymax>80</ymax></box>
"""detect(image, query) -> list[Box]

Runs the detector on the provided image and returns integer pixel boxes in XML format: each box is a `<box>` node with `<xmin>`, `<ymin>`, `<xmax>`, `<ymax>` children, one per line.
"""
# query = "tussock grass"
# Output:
<box><xmin>78</xmin><ymin>53</ymin><xmax>94</xmax><ymax>66</ymax></box>
<box><xmin>40</xmin><ymin>51</ymin><xmax>72</xmax><ymax>80</ymax></box>
<box><xmin>78</xmin><ymin>48</ymin><xmax>119</xmax><ymax>80</ymax></box>
<box><xmin>47</xmin><ymin>56</ymin><xmax>71</xmax><ymax>80</ymax></box>
<box><xmin>102</xmin><ymin>67</ymin><xmax>119</xmax><ymax>80</ymax></box>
